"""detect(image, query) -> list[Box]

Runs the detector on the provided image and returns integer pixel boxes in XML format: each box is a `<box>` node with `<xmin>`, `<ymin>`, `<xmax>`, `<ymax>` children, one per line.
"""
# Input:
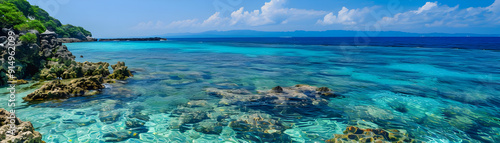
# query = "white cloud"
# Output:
<box><xmin>487</xmin><ymin>0</ymin><xmax>500</xmax><ymax>13</ymax></box>
<box><xmin>377</xmin><ymin>1</ymin><xmax>500</xmax><ymax>29</ymax></box>
<box><xmin>133</xmin><ymin>21</ymin><xmax>168</xmax><ymax>29</ymax></box>
<box><xmin>415</xmin><ymin>2</ymin><xmax>438</xmax><ymax>14</ymax></box>
<box><xmin>229</xmin><ymin>0</ymin><xmax>326</xmax><ymax>26</ymax></box>
<box><xmin>168</xmin><ymin>19</ymin><xmax>199</xmax><ymax>28</ymax></box>
<box><xmin>317</xmin><ymin>7</ymin><xmax>375</xmax><ymax>25</ymax></box>
<box><xmin>133</xmin><ymin>0</ymin><xmax>326</xmax><ymax>30</ymax></box>
<box><xmin>202</xmin><ymin>12</ymin><xmax>228</xmax><ymax>27</ymax></box>
<box><xmin>131</xmin><ymin>0</ymin><xmax>500</xmax><ymax>33</ymax></box>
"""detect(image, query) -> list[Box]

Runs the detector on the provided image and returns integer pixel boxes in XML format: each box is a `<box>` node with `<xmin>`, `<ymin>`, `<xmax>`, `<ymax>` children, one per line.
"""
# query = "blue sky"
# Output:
<box><xmin>27</xmin><ymin>0</ymin><xmax>500</xmax><ymax>38</ymax></box>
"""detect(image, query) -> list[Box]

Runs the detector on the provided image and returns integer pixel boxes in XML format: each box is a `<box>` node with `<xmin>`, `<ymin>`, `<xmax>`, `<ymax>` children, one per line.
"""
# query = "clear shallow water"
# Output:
<box><xmin>2</xmin><ymin>38</ymin><xmax>500</xmax><ymax>142</ymax></box>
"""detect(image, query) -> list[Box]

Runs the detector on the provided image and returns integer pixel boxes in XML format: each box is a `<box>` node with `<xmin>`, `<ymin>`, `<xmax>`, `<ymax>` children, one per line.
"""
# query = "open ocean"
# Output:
<box><xmin>2</xmin><ymin>37</ymin><xmax>500</xmax><ymax>142</ymax></box>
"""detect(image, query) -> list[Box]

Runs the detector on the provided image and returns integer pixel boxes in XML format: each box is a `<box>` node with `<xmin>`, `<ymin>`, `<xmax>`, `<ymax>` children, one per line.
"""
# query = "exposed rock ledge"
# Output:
<box><xmin>0</xmin><ymin>109</ymin><xmax>43</xmax><ymax>143</ymax></box>
<box><xmin>98</xmin><ymin>37</ymin><xmax>166</xmax><ymax>42</ymax></box>
<box><xmin>23</xmin><ymin>75</ymin><xmax>105</xmax><ymax>101</ymax></box>
<box><xmin>24</xmin><ymin>61</ymin><xmax>133</xmax><ymax>101</ymax></box>
<box><xmin>57</xmin><ymin>37</ymin><xmax>97</xmax><ymax>43</ymax></box>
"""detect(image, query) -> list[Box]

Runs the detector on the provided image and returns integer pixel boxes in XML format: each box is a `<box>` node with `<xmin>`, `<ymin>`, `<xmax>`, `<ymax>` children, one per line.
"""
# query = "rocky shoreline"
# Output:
<box><xmin>57</xmin><ymin>37</ymin><xmax>97</xmax><ymax>43</ymax></box>
<box><xmin>98</xmin><ymin>37</ymin><xmax>167</xmax><ymax>42</ymax></box>
<box><xmin>0</xmin><ymin>109</ymin><xmax>43</xmax><ymax>143</ymax></box>
<box><xmin>1</xmin><ymin>29</ymin><xmax>133</xmax><ymax>142</ymax></box>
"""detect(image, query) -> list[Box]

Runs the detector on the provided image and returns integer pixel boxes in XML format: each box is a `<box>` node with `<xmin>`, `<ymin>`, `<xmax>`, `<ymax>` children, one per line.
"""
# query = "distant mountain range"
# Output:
<box><xmin>157</xmin><ymin>30</ymin><xmax>499</xmax><ymax>38</ymax></box>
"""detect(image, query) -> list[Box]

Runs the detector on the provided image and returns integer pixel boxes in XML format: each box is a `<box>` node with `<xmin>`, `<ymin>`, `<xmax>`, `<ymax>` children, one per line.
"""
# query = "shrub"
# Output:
<box><xmin>27</xmin><ymin>20</ymin><xmax>46</xmax><ymax>33</ymax></box>
<box><xmin>19</xmin><ymin>33</ymin><xmax>37</xmax><ymax>43</ymax></box>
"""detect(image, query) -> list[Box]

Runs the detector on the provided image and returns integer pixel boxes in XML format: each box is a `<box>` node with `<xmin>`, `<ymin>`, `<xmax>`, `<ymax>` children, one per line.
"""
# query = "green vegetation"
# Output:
<box><xmin>19</xmin><ymin>32</ymin><xmax>36</xmax><ymax>43</ymax></box>
<box><xmin>13</xmin><ymin>19</ymin><xmax>46</xmax><ymax>32</ymax></box>
<box><xmin>0</xmin><ymin>0</ymin><xmax>91</xmax><ymax>37</ymax></box>
<box><xmin>0</xmin><ymin>2</ymin><xmax>26</xmax><ymax>28</ymax></box>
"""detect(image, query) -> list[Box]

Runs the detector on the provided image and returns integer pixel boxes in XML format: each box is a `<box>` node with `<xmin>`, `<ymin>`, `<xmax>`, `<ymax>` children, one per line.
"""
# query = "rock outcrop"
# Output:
<box><xmin>1</xmin><ymin>29</ymin><xmax>43</xmax><ymax>83</ymax></box>
<box><xmin>40</xmin><ymin>61</ymin><xmax>110</xmax><ymax>80</ymax></box>
<box><xmin>0</xmin><ymin>108</ymin><xmax>43</xmax><ymax>143</ymax></box>
<box><xmin>109</xmin><ymin>61</ymin><xmax>133</xmax><ymax>80</ymax></box>
<box><xmin>23</xmin><ymin>75</ymin><xmax>105</xmax><ymax>101</ymax></box>
<box><xmin>0</xmin><ymin>29</ymin><xmax>76</xmax><ymax>85</ymax></box>
<box><xmin>39</xmin><ymin>30</ymin><xmax>75</xmax><ymax>62</ymax></box>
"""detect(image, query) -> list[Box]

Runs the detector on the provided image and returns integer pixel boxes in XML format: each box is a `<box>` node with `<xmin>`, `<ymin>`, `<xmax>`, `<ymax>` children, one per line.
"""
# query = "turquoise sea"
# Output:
<box><xmin>2</xmin><ymin>37</ymin><xmax>500</xmax><ymax>142</ymax></box>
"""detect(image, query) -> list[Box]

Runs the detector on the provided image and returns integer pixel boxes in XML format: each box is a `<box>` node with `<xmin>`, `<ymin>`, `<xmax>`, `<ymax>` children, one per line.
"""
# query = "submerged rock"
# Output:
<box><xmin>326</xmin><ymin>126</ymin><xmax>421</xmax><ymax>143</ymax></box>
<box><xmin>23</xmin><ymin>75</ymin><xmax>105</xmax><ymax>101</ymax></box>
<box><xmin>207</xmin><ymin>84</ymin><xmax>336</xmax><ymax>107</ymax></box>
<box><xmin>103</xmin><ymin>131</ymin><xmax>139</xmax><ymax>142</ymax></box>
<box><xmin>99</xmin><ymin>110</ymin><xmax>121</xmax><ymax>124</ymax></box>
<box><xmin>229</xmin><ymin>113</ymin><xmax>293</xmax><ymax>142</ymax></box>
<box><xmin>0</xmin><ymin>108</ymin><xmax>43</xmax><ymax>143</ymax></box>
<box><xmin>194</xmin><ymin>120</ymin><xmax>225</xmax><ymax>135</ymax></box>
<box><xmin>206</xmin><ymin>84</ymin><xmax>346</xmax><ymax>118</ymax></box>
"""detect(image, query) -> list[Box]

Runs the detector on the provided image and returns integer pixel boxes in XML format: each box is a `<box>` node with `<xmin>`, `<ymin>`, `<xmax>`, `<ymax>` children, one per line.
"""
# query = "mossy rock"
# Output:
<box><xmin>109</xmin><ymin>61</ymin><xmax>133</xmax><ymax>80</ymax></box>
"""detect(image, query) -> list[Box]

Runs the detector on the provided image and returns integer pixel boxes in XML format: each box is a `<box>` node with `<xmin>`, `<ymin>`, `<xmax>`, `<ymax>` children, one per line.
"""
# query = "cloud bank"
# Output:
<box><xmin>133</xmin><ymin>0</ymin><xmax>500</xmax><ymax>33</ymax></box>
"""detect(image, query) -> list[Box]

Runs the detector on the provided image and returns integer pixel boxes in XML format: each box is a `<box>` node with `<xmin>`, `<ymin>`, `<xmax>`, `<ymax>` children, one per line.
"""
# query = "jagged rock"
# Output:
<box><xmin>23</xmin><ymin>75</ymin><xmax>105</xmax><ymax>101</ymax></box>
<box><xmin>0</xmin><ymin>30</ymin><xmax>80</xmax><ymax>85</ymax></box>
<box><xmin>109</xmin><ymin>61</ymin><xmax>133</xmax><ymax>80</ymax></box>
<box><xmin>272</xmin><ymin>86</ymin><xmax>283</xmax><ymax>93</ymax></box>
<box><xmin>1</xmin><ymin>30</ymin><xmax>42</xmax><ymax>84</ymax></box>
<box><xmin>40</xmin><ymin>61</ymin><xmax>110</xmax><ymax>80</ymax></box>
<box><xmin>0</xmin><ymin>108</ymin><xmax>43</xmax><ymax>143</ymax></box>
<box><xmin>317</xmin><ymin>87</ymin><xmax>331</xmax><ymax>92</ymax></box>
<box><xmin>39</xmin><ymin>31</ymin><xmax>75</xmax><ymax>62</ymax></box>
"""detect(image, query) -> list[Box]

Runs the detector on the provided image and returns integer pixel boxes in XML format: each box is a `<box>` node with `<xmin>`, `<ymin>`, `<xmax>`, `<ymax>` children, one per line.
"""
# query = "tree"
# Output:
<box><xmin>0</xmin><ymin>2</ymin><xmax>26</xmax><ymax>27</ymax></box>
<box><xmin>1</xmin><ymin>0</ymin><xmax>92</xmax><ymax>38</ymax></box>
<box><xmin>44</xmin><ymin>20</ymin><xmax>57</xmax><ymax>30</ymax></box>
<box><xmin>6</xmin><ymin>0</ymin><xmax>35</xmax><ymax>18</ymax></box>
